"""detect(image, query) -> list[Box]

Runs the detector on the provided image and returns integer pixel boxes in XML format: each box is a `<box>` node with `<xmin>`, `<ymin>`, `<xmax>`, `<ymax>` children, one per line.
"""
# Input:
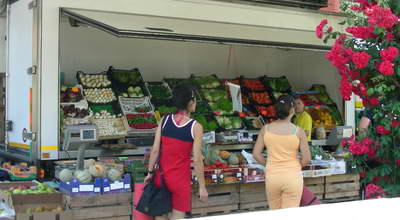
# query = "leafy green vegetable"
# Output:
<box><xmin>310</xmin><ymin>145</ymin><xmax>333</xmax><ymax>160</ymax></box>
<box><xmin>263</xmin><ymin>76</ymin><xmax>291</xmax><ymax>92</ymax></box>
<box><xmin>209</xmin><ymin>99</ymin><xmax>233</xmax><ymax>114</ymax></box>
<box><xmin>148</xmin><ymin>84</ymin><xmax>172</xmax><ymax>99</ymax></box>
<box><xmin>215</xmin><ymin>116</ymin><xmax>242</xmax><ymax>130</ymax></box>
<box><xmin>111</xmin><ymin>69</ymin><xmax>143</xmax><ymax>85</ymax></box>
<box><xmin>202</xmin><ymin>89</ymin><xmax>228</xmax><ymax>102</ymax></box>
<box><xmin>194</xmin><ymin>76</ymin><xmax>221</xmax><ymax>89</ymax></box>
<box><xmin>157</xmin><ymin>105</ymin><xmax>177</xmax><ymax>115</ymax></box>
<box><xmin>195</xmin><ymin>102</ymin><xmax>210</xmax><ymax>114</ymax></box>
<box><xmin>192</xmin><ymin>115</ymin><xmax>218</xmax><ymax>131</ymax></box>
<box><xmin>127</xmin><ymin>115</ymin><xmax>157</xmax><ymax>125</ymax></box>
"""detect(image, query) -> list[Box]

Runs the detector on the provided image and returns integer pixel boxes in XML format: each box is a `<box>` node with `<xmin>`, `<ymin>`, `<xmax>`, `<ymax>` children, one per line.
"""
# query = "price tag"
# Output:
<box><xmin>72</xmin><ymin>188</ymin><xmax>79</xmax><ymax>193</ymax></box>
<box><xmin>94</xmin><ymin>187</ymin><xmax>101</xmax><ymax>193</ymax></box>
<box><xmin>79</xmin><ymin>185</ymin><xmax>94</xmax><ymax>192</ymax></box>
<box><xmin>124</xmin><ymin>184</ymin><xmax>131</xmax><ymax>189</ymax></box>
<box><xmin>110</xmin><ymin>182</ymin><xmax>124</xmax><ymax>190</ymax></box>
<box><xmin>104</xmin><ymin>187</ymin><xmax>110</xmax><ymax>192</ymax></box>
<box><xmin>343</xmin><ymin>128</ymin><xmax>353</xmax><ymax>138</ymax></box>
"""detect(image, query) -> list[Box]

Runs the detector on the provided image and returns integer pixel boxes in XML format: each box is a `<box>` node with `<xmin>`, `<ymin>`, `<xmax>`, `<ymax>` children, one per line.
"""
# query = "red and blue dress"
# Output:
<box><xmin>155</xmin><ymin>114</ymin><xmax>197</xmax><ymax>212</ymax></box>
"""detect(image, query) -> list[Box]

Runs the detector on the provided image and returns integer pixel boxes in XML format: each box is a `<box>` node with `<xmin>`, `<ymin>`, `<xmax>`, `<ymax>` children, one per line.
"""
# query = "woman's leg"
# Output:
<box><xmin>281</xmin><ymin>172</ymin><xmax>303</xmax><ymax>209</ymax></box>
<box><xmin>169</xmin><ymin>209</ymin><xmax>185</xmax><ymax>220</ymax></box>
<box><xmin>266</xmin><ymin>174</ymin><xmax>283</xmax><ymax>210</ymax></box>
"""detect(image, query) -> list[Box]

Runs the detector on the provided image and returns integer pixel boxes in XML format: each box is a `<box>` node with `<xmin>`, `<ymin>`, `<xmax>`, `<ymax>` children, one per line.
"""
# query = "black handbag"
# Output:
<box><xmin>137</xmin><ymin>116</ymin><xmax>172</xmax><ymax>216</ymax></box>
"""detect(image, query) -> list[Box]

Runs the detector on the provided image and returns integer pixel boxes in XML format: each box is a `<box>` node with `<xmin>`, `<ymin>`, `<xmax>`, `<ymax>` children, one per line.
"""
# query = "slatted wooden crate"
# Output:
<box><xmin>304</xmin><ymin>177</ymin><xmax>324</xmax><ymax>200</ymax></box>
<box><xmin>239</xmin><ymin>182</ymin><xmax>268</xmax><ymax>211</ymax></box>
<box><xmin>191</xmin><ymin>183</ymin><xmax>240</xmax><ymax>217</ymax></box>
<box><xmin>64</xmin><ymin>192</ymin><xmax>132</xmax><ymax>220</ymax></box>
<box><xmin>324</xmin><ymin>174</ymin><xmax>360</xmax><ymax>201</ymax></box>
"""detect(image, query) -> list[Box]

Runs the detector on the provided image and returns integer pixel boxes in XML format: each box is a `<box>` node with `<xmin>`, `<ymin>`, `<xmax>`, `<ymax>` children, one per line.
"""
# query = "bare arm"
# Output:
<box><xmin>147</xmin><ymin>117</ymin><xmax>164</xmax><ymax>173</ymax></box>
<box><xmin>193</xmin><ymin>123</ymin><xmax>205</xmax><ymax>189</ymax></box>
<box><xmin>193</xmin><ymin>123</ymin><xmax>208</xmax><ymax>202</ymax></box>
<box><xmin>298</xmin><ymin>128</ymin><xmax>311</xmax><ymax>167</ymax></box>
<box><xmin>252</xmin><ymin>126</ymin><xmax>267</xmax><ymax>166</ymax></box>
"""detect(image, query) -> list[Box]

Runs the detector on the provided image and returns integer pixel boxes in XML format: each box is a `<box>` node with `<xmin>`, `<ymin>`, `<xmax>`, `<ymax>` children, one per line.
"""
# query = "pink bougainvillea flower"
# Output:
<box><xmin>326</xmin><ymin>43</ymin><xmax>351</xmax><ymax>71</ymax></box>
<box><xmin>380</xmin><ymin>47</ymin><xmax>399</xmax><ymax>62</ymax></box>
<box><xmin>362</xmin><ymin>137</ymin><xmax>374</xmax><ymax>146</ymax></box>
<box><xmin>316</xmin><ymin>19</ymin><xmax>328</xmax><ymax>39</ymax></box>
<box><xmin>372</xmin><ymin>176</ymin><xmax>381</xmax><ymax>183</ymax></box>
<box><xmin>349</xmin><ymin>141</ymin><xmax>369</xmax><ymax>155</ymax></box>
<box><xmin>351</xmin><ymin>52</ymin><xmax>371</xmax><ymax>69</ymax></box>
<box><xmin>339</xmin><ymin>75</ymin><xmax>353</xmax><ymax>101</ymax></box>
<box><xmin>346</xmin><ymin>26</ymin><xmax>375</xmax><ymax>39</ymax></box>
<box><xmin>367</xmin><ymin>148</ymin><xmax>377</xmax><ymax>159</ymax></box>
<box><xmin>327</xmin><ymin>26</ymin><xmax>333</xmax><ymax>33</ymax></box>
<box><xmin>369</xmin><ymin>97</ymin><xmax>380</xmax><ymax>106</ymax></box>
<box><xmin>350</xmin><ymin>5</ymin><xmax>362</xmax><ymax>11</ymax></box>
<box><xmin>385</xmin><ymin>32</ymin><xmax>395</xmax><ymax>40</ymax></box>
<box><xmin>378</xmin><ymin>61</ymin><xmax>394</xmax><ymax>76</ymax></box>
<box><xmin>376</xmin><ymin>125</ymin><xmax>391</xmax><ymax>135</ymax></box>
<box><xmin>366</xmin><ymin>184</ymin><xmax>385</xmax><ymax>199</ymax></box>
<box><xmin>392</xmin><ymin>120</ymin><xmax>400</xmax><ymax>128</ymax></box>
<box><xmin>367</xmin><ymin>5</ymin><xmax>398</xmax><ymax>29</ymax></box>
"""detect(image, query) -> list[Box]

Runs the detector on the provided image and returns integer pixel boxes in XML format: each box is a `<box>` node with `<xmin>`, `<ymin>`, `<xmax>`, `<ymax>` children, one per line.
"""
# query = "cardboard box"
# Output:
<box><xmin>59</xmin><ymin>178</ymin><xmax>103</xmax><ymax>195</ymax></box>
<box><xmin>103</xmin><ymin>174</ymin><xmax>131</xmax><ymax>193</ymax></box>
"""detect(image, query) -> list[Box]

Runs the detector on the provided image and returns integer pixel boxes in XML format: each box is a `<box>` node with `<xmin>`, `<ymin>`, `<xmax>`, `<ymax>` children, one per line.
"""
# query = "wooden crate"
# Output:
<box><xmin>65</xmin><ymin>192</ymin><xmax>132</xmax><ymax>220</ymax></box>
<box><xmin>84</xmin><ymin>216</ymin><xmax>131</xmax><ymax>220</ymax></box>
<box><xmin>324</xmin><ymin>174</ymin><xmax>360</xmax><ymax>200</ymax></box>
<box><xmin>191</xmin><ymin>183</ymin><xmax>240</xmax><ymax>216</ymax></box>
<box><xmin>239</xmin><ymin>182</ymin><xmax>267</xmax><ymax>211</ymax></box>
<box><xmin>304</xmin><ymin>177</ymin><xmax>324</xmax><ymax>200</ymax></box>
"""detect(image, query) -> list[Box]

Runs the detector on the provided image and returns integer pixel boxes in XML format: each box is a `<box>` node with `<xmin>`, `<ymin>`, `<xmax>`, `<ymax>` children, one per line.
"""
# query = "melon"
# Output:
<box><xmin>74</xmin><ymin>169</ymin><xmax>92</xmax><ymax>183</ymax></box>
<box><xmin>228</xmin><ymin>154</ymin><xmax>239</xmax><ymax>165</ymax></box>
<box><xmin>59</xmin><ymin>169</ymin><xmax>73</xmax><ymax>182</ymax></box>
<box><xmin>84</xmin><ymin>159</ymin><xmax>96</xmax><ymax>169</ymax></box>
<box><xmin>88</xmin><ymin>164</ymin><xmax>106</xmax><ymax>178</ymax></box>
<box><xmin>219</xmin><ymin>151</ymin><xmax>231</xmax><ymax>160</ymax></box>
<box><xmin>107</xmin><ymin>168</ymin><xmax>122</xmax><ymax>182</ymax></box>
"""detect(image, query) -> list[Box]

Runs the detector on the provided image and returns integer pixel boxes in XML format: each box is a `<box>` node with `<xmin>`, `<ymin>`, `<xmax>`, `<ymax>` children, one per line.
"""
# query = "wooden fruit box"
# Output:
<box><xmin>324</xmin><ymin>174</ymin><xmax>360</xmax><ymax>201</ymax></box>
<box><xmin>304</xmin><ymin>177</ymin><xmax>325</xmax><ymax>200</ymax></box>
<box><xmin>191</xmin><ymin>183</ymin><xmax>240</xmax><ymax>217</ymax></box>
<box><xmin>64</xmin><ymin>192</ymin><xmax>132</xmax><ymax>220</ymax></box>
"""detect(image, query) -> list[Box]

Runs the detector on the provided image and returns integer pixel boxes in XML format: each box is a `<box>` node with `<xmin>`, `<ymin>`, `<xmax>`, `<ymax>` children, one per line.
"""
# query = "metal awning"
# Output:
<box><xmin>61</xmin><ymin>8</ymin><xmax>330</xmax><ymax>51</ymax></box>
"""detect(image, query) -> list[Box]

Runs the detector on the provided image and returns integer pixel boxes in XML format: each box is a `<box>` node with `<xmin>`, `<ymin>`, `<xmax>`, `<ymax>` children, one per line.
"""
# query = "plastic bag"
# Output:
<box><xmin>0</xmin><ymin>202</ymin><xmax>15</xmax><ymax>219</ymax></box>
<box><xmin>241</xmin><ymin>150</ymin><xmax>265</xmax><ymax>171</ymax></box>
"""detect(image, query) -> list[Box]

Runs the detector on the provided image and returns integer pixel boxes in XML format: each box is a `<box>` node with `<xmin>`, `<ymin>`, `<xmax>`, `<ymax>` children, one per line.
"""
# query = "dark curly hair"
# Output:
<box><xmin>275</xmin><ymin>95</ymin><xmax>295</xmax><ymax>120</ymax></box>
<box><xmin>172</xmin><ymin>83</ymin><xmax>196</xmax><ymax>111</ymax></box>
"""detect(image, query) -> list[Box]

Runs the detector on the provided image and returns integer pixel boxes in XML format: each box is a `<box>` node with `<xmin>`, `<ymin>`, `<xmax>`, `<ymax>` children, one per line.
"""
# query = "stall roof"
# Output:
<box><xmin>61</xmin><ymin>8</ymin><xmax>331</xmax><ymax>51</ymax></box>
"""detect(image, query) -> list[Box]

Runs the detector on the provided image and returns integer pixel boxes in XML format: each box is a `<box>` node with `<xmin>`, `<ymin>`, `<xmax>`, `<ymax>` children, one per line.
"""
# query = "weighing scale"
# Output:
<box><xmin>62</xmin><ymin>124</ymin><xmax>98</xmax><ymax>170</ymax></box>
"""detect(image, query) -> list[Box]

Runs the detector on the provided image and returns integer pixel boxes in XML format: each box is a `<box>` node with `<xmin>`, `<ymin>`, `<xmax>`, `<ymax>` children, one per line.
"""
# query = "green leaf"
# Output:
<box><xmin>367</xmin><ymin>88</ymin><xmax>375</xmax><ymax>96</ymax></box>
<box><xmin>397</xmin><ymin>65</ymin><xmax>400</xmax><ymax>76</ymax></box>
<box><xmin>338</xmin><ymin>20</ymin><xmax>346</xmax><ymax>25</ymax></box>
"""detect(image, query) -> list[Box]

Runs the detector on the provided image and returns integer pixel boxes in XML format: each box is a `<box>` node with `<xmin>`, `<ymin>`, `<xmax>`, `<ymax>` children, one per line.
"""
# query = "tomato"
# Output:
<box><xmin>243</xmin><ymin>79</ymin><xmax>265</xmax><ymax>91</ymax></box>
<box><xmin>239</xmin><ymin>112</ymin><xmax>246</xmax><ymax>118</ymax></box>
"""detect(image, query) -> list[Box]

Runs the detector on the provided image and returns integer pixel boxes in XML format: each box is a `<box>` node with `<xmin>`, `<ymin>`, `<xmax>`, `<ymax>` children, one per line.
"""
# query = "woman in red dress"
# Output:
<box><xmin>145</xmin><ymin>84</ymin><xmax>208</xmax><ymax>219</ymax></box>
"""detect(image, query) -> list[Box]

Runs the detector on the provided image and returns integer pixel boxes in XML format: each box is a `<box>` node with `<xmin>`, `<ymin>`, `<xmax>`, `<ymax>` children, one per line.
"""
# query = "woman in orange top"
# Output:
<box><xmin>253</xmin><ymin>95</ymin><xmax>311</xmax><ymax>210</ymax></box>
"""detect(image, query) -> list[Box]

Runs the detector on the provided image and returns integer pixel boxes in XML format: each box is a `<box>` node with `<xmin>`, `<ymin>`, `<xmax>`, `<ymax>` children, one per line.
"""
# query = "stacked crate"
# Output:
<box><xmin>65</xmin><ymin>193</ymin><xmax>132</xmax><ymax>220</ymax></box>
<box><xmin>324</xmin><ymin>174</ymin><xmax>360</xmax><ymax>202</ymax></box>
<box><xmin>190</xmin><ymin>184</ymin><xmax>240</xmax><ymax>217</ymax></box>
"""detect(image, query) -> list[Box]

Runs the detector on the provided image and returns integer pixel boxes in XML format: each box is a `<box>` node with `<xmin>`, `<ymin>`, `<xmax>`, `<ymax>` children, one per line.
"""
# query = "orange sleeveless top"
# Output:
<box><xmin>263</xmin><ymin>125</ymin><xmax>301</xmax><ymax>174</ymax></box>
